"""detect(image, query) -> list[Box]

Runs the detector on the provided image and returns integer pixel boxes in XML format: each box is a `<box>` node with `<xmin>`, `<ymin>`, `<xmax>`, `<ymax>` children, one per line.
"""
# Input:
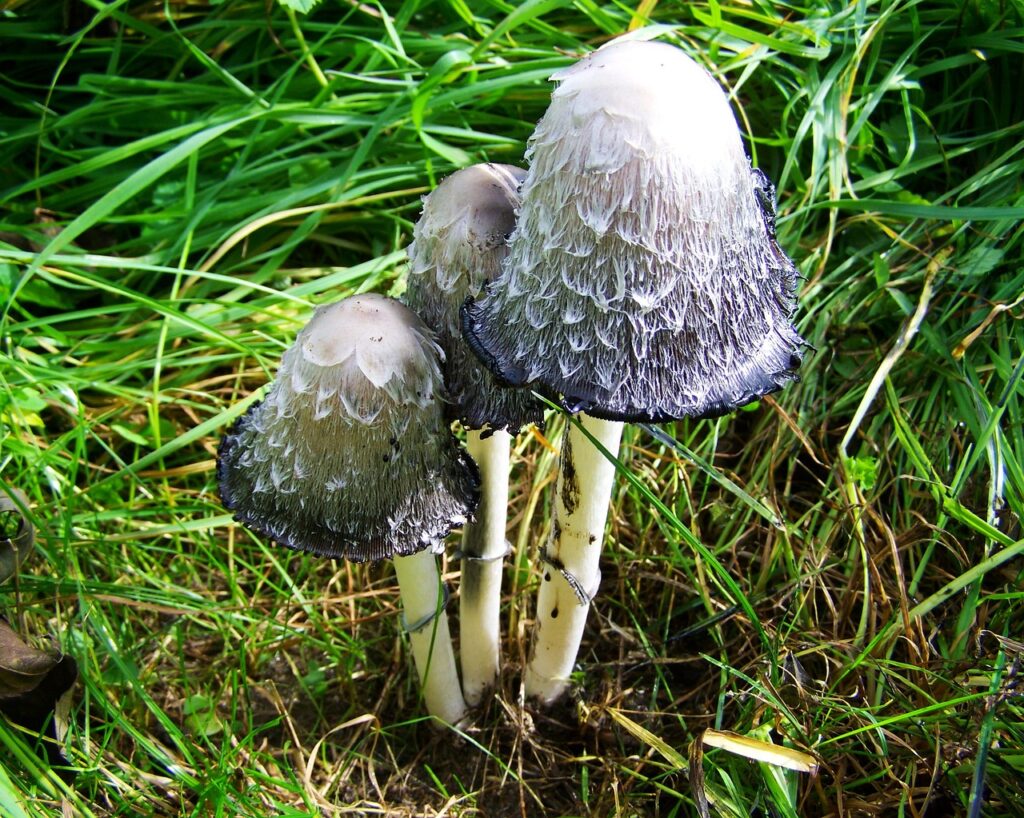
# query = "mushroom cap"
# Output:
<box><xmin>218</xmin><ymin>294</ymin><xmax>479</xmax><ymax>562</ymax></box>
<box><xmin>404</xmin><ymin>163</ymin><xmax>543</xmax><ymax>433</ymax></box>
<box><xmin>461</xmin><ymin>39</ymin><xmax>805</xmax><ymax>422</ymax></box>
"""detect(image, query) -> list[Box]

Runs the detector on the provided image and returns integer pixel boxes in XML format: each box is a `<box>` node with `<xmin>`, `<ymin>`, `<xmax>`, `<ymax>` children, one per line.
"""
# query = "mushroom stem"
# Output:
<box><xmin>392</xmin><ymin>550</ymin><xmax>468</xmax><ymax>725</ymax></box>
<box><xmin>524</xmin><ymin>413</ymin><xmax>623</xmax><ymax>704</ymax></box>
<box><xmin>459</xmin><ymin>428</ymin><xmax>512</xmax><ymax>704</ymax></box>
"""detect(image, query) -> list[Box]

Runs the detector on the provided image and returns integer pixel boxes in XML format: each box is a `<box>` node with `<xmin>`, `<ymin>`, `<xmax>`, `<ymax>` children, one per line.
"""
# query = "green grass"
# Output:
<box><xmin>2</xmin><ymin>0</ymin><xmax>1023</xmax><ymax>815</ymax></box>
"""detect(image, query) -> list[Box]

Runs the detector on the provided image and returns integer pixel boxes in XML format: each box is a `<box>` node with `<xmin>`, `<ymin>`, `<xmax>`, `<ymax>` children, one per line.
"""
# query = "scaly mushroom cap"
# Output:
<box><xmin>218</xmin><ymin>294</ymin><xmax>479</xmax><ymax>562</ymax></box>
<box><xmin>462</xmin><ymin>39</ymin><xmax>805</xmax><ymax>422</ymax></box>
<box><xmin>404</xmin><ymin>163</ymin><xmax>543</xmax><ymax>433</ymax></box>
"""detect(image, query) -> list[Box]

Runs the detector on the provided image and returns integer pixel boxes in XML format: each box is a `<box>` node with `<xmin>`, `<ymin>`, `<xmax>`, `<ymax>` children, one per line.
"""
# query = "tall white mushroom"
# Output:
<box><xmin>404</xmin><ymin>163</ymin><xmax>542</xmax><ymax>705</ymax></box>
<box><xmin>463</xmin><ymin>39</ymin><xmax>805</xmax><ymax>704</ymax></box>
<box><xmin>218</xmin><ymin>294</ymin><xmax>478</xmax><ymax>723</ymax></box>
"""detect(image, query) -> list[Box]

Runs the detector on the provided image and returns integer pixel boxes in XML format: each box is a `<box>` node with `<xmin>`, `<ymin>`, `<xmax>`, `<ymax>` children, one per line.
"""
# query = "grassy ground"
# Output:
<box><xmin>1</xmin><ymin>0</ymin><xmax>1023</xmax><ymax>815</ymax></box>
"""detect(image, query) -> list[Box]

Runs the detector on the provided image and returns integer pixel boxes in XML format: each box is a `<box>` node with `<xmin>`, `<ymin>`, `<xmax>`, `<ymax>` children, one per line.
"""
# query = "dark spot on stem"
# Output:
<box><xmin>550</xmin><ymin>608</ymin><xmax>559</xmax><ymax>619</ymax></box>
<box><xmin>560</xmin><ymin>433</ymin><xmax>579</xmax><ymax>514</ymax></box>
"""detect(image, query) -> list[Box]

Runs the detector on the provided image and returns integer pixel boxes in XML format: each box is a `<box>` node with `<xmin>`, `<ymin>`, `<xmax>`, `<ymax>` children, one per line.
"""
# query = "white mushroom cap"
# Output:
<box><xmin>462</xmin><ymin>39</ymin><xmax>804</xmax><ymax>421</ymax></box>
<box><xmin>404</xmin><ymin>163</ymin><xmax>543</xmax><ymax>433</ymax></box>
<box><xmin>218</xmin><ymin>294</ymin><xmax>479</xmax><ymax>561</ymax></box>
<box><xmin>547</xmin><ymin>39</ymin><xmax>745</xmax><ymax>172</ymax></box>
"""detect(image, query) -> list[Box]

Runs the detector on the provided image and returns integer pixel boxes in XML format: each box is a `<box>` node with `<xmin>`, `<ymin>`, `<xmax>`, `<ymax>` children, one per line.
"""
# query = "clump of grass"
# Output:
<box><xmin>1</xmin><ymin>1</ymin><xmax>1022</xmax><ymax>815</ymax></box>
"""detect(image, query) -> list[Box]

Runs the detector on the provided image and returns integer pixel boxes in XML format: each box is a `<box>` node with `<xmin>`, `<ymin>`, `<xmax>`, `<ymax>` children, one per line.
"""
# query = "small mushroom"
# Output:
<box><xmin>218</xmin><ymin>293</ymin><xmax>478</xmax><ymax>723</ymax></box>
<box><xmin>462</xmin><ymin>39</ymin><xmax>805</xmax><ymax>703</ymax></box>
<box><xmin>406</xmin><ymin>163</ymin><xmax>541</xmax><ymax>434</ymax></box>
<box><xmin>404</xmin><ymin>163</ymin><xmax>542</xmax><ymax>704</ymax></box>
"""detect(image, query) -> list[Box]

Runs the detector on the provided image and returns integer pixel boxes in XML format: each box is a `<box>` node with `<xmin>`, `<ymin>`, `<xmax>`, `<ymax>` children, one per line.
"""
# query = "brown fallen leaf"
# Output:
<box><xmin>0</xmin><ymin>489</ymin><xmax>77</xmax><ymax>776</ymax></box>
<box><xmin>0</xmin><ymin>619</ymin><xmax>62</xmax><ymax>697</ymax></box>
<box><xmin>0</xmin><ymin>487</ymin><xmax>35</xmax><ymax>585</ymax></box>
<box><xmin>0</xmin><ymin>618</ymin><xmax>78</xmax><ymax>775</ymax></box>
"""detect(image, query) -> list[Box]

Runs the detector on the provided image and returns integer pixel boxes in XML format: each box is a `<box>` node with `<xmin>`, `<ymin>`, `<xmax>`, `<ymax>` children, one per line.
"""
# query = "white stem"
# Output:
<box><xmin>459</xmin><ymin>429</ymin><xmax>512</xmax><ymax>705</ymax></box>
<box><xmin>392</xmin><ymin>550</ymin><xmax>468</xmax><ymax>725</ymax></box>
<box><xmin>524</xmin><ymin>413</ymin><xmax>623</xmax><ymax>704</ymax></box>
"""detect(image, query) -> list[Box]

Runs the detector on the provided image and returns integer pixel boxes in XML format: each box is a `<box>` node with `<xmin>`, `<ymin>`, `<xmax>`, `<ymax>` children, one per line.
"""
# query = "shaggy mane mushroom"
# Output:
<box><xmin>219</xmin><ymin>294</ymin><xmax>479</xmax><ymax>723</ymax></box>
<box><xmin>462</xmin><ymin>39</ymin><xmax>805</xmax><ymax>704</ymax></box>
<box><xmin>405</xmin><ymin>163</ymin><xmax>542</xmax><ymax>705</ymax></box>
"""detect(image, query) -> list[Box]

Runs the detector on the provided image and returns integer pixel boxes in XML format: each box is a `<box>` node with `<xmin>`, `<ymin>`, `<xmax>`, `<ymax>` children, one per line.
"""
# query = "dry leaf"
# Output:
<box><xmin>0</xmin><ymin>619</ymin><xmax>78</xmax><ymax>775</ymax></box>
<box><xmin>0</xmin><ymin>619</ymin><xmax>61</xmax><ymax>696</ymax></box>
<box><xmin>701</xmin><ymin>728</ymin><xmax>819</xmax><ymax>774</ymax></box>
<box><xmin>0</xmin><ymin>487</ymin><xmax>34</xmax><ymax>584</ymax></box>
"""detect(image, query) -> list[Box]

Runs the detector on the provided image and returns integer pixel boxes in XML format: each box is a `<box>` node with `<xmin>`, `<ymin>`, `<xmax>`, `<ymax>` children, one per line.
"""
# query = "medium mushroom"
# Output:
<box><xmin>218</xmin><ymin>293</ymin><xmax>479</xmax><ymax>723</ymax></box>
<box><xmin>462</xmin><ymin>39</ymin><xmax>805</xmax><ymax>703</ymax></box>
<box><xmin>404</xmin><ymin>163</ymin><xmax>542</xmax><ymax>704</ymax></box>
